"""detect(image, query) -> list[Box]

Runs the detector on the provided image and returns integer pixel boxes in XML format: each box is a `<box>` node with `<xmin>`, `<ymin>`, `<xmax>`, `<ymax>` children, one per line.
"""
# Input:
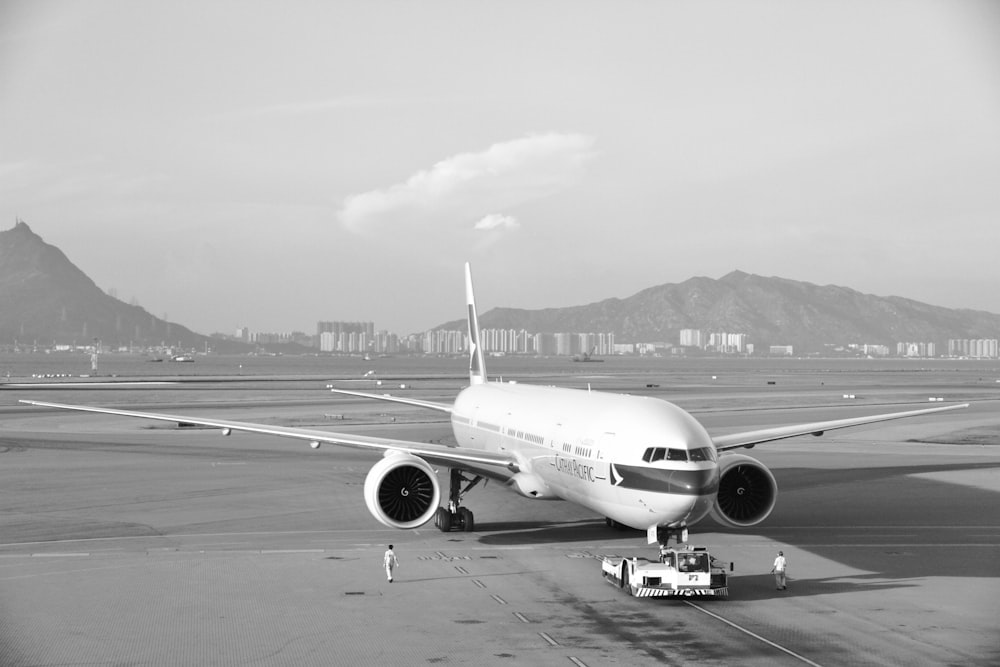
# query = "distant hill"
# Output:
<box><xmin>7</xmin><ymin>221</ymin><xmax>999</xmax><ymax>354</ymax></box>
<box><xmin>440</xmin><ymin>270</ymin><xmax>1000</xmax><ymax>351</ymax></box>
<box><xmin>0</xmin><ymin>221</ymin><xmax>246</xmax><ymax>351</ymax></box>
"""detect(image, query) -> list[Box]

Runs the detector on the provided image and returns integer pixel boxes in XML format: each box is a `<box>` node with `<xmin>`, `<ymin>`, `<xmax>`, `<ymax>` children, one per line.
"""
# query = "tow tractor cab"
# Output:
<box><xmin>601</xmin><ymin>545</ymin><xmax>731</xmax><ymax>598</ymax></box>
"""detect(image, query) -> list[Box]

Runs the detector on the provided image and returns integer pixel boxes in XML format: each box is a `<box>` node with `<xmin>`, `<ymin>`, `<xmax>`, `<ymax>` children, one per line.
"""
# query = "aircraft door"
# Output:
<box><xmin>597</xmin><ymin>432</ymin><xmax>616</xmax><ymax>483</ymax></box>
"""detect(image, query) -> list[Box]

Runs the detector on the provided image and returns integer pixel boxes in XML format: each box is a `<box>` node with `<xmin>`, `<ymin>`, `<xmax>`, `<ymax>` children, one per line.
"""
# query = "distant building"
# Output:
<box><xmin>707</xmin><ymin>331</ymin><xmax>748</xmax><ymax>354</ymax></box>
<box><xmin>898</xmin><ymin>341</ymin><xmax>937</xmax><ymax>358</ymax></box>
<box><xmin>769</xmin><ymin>345</ymin><xmax>794</xmax><ymax>356</ymax></box>
<box><xmin>848</xmin><ymin>343</ymin><xmax>890</xmax><ymax>357</ymax></box>
<box><xmin>423</xmin><ymin>329</ymin><xmax>464</xmax><ymax>355</ymax></box>
<box><xmin>534</xmin><ymin>333</ymin><xmax>556</xmax><ymax>355</ymax></box>
<box><xmin>555</xmin><ymin>333</ymin><xmax>574</xmax><ymax>356</ymax></box>
<box><xmin>317</xmin><ymin>321</ymin><xmax>375</xmax><ymax>353</ymax></box>
<box><xmin>679</xmin><ymin>329</ymin><xmax>704</xmax><ymax>348</ymax></box>
<box><xmin>947</xmin><ymin>338</ymin><xmax>999</xmax><ymax>358</ymax></box>
<box><xmin>635</xmin><ymin>342</ymin><xmax>670</xmax><ymax>355</ymax></box>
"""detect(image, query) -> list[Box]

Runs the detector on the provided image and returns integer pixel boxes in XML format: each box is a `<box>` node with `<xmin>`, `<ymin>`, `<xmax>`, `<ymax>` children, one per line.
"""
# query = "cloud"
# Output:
<box><xmin>474</xmin><ymin>213</ymin><xmax>519</xmax><ymax>231</ymax></box>
<box><xmin>339</xmin><ymin>132</ymin><xmax>596</xmax><ymax>233</ymax></box>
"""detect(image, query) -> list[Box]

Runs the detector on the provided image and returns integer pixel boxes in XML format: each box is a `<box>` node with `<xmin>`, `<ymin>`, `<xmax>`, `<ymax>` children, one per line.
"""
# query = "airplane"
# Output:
<box><xmin>21</xmin><ymin>264</ymin><xmax>969</xmax><ymax>547</ymax></box>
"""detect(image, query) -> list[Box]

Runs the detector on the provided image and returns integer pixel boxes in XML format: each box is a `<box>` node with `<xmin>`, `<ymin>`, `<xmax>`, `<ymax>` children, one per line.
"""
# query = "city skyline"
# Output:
<box><xmin>2</xmin><ymin>2</ymin><xmax>998</xmax><ymax>335</ymax></box>
<box><xmin>227</xmin><ymin>319</ymin><xmax>1000</xmax><ymax>360</ymax></box>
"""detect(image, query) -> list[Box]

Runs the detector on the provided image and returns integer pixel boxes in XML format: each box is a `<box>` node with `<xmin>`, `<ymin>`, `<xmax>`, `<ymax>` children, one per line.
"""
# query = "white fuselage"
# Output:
<box><xmin>450</xmin><ymin>382</ymin><xmax>720</xmax><ymax>530</ymax></box>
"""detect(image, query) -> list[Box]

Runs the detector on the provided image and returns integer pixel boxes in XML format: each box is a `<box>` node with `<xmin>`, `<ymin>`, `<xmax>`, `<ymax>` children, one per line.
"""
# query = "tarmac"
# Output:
<box><xmin>1</xmin><ymin>370</ymin><xmax>999</xmax><ymax>666</ymax></box>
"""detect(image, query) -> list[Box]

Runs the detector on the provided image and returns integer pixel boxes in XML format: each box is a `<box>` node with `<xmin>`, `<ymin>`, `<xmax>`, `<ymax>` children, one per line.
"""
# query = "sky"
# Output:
<box><xmin>2</xmin><ymin>1</ymin><xmax>999</xmax><ymax>337</ymax></box>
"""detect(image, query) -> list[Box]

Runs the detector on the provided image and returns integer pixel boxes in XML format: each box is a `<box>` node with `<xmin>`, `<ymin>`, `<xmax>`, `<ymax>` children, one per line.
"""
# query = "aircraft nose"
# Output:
<box><xmin>668</xmin><ymin>467</ymin><xmax>720</xmax><ymax>496</ymax></box>
<box><xmin>609</xmin><ymin>463</ymin><xmax>720</xmax><ymax>496</ymax></box>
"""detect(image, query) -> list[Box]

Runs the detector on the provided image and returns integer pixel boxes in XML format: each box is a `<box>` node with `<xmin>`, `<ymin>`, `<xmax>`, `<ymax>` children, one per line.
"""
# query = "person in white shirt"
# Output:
<box><xmin>384</xmin><ymin>545</ymin><xmax>399</xmax><ymax>583</ymax></box>
<box><xmin>771</xmin><ymin>550</ymin><xmax>787</xmax><ymax>590</ymax></box>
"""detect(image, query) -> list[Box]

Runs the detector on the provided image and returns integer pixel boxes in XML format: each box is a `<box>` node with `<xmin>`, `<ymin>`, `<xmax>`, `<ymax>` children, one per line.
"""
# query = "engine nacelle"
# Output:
<box><xmin>506</xmin><ymin>472</ymin><xmax>557</xmax><ymax>499</ymax></box>
<box><xmin>709</xmin><ymin>453</ymin><xmax>778</xmax><ymax>528</ymax></box>
<box><xmin>363</xmin><ymin>451</ymin><xmax>441</xmax><ymax>529</ymax></box>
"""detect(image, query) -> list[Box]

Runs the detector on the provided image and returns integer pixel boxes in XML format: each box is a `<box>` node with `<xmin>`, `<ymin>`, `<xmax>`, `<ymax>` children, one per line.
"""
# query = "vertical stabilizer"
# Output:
<box><xmin>465</xmin><ymin>263</ymin><xmax>487</xmax><ymax>385</ymax></box>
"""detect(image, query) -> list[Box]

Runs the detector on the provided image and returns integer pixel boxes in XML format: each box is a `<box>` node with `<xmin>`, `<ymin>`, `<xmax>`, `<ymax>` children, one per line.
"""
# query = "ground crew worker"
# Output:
<box><xmin>771</xmin><ymin>550</ymin><xmax>787</xmax><ymax>590</ymax></box>
<box><xmin>384</xmin><ymin>545</ymin><xmax>399</xmax><ymax>582</ymax></box>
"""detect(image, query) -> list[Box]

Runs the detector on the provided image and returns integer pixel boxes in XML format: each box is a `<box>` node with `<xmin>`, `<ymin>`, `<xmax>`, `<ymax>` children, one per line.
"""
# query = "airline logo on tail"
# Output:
<box><xmin>465</xmin><ymin>263</ymin><xmax>487</xmax><ymax>386</ymax></box>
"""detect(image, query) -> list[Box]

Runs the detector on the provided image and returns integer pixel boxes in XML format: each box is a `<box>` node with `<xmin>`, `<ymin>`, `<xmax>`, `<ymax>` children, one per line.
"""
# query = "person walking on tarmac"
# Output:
<box><xmin>771</xmin><ymin>550</ymin><xmax>787</xmax><ymax>590</ymax></box>
<box><xmin>384</xmin><ymin>545</ymin><xmax>399</xmax><ymax>583</ymax></box>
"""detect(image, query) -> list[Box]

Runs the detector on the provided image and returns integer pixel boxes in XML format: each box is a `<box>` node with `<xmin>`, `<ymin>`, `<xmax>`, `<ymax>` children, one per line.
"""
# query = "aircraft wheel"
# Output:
<box><xmin>459</xmin><ymin>507</ymin><xmax>474</xmax><ymax>532</ymax></box>
<box><xmin>436</xmin><ymin>507</ymin><xmax>452</xmax><ymax>532</ymax></box>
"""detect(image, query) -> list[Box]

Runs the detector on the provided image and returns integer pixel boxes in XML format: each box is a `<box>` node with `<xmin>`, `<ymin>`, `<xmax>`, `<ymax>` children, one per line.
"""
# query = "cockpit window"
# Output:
<box><xmin>642</xmin><ymin>447</ymin><xmax>689</xmax><ymax>462</ymax></box>
<box><xmin>642</xmin><ymin>446</ymin><xmax>717</xmax><ymax>463</ymax></box>
<box><xmin>688</xmin><ymin>447</ymin><xmax>717</xmax><ymax>462</ymax></box>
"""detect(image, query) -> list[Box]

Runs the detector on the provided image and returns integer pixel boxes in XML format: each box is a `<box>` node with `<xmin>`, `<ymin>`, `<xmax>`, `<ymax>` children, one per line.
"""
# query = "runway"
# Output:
<box><xmin>1</xmin><ymin>368</ymin><xmax>999</xmax><ymax>666</ymax></box>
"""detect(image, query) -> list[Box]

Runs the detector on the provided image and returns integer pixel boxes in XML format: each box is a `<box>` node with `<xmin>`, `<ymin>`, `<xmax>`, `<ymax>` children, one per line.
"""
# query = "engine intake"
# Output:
<box><xmin>364</xmin><ymin>452</ymin><xmax>440</xmax><ymax>529</ymax></box>
<box><xmin>709</xmin><ymin>453</ymin><xmax>777</xmax><ymax>528</ymax></box>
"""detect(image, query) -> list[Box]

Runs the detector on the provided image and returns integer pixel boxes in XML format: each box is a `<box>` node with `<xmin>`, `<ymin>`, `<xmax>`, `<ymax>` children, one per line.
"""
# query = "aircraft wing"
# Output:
<box><xmin>17</xmin><ymin>400</ymin><xmax>514</xmax><ymax>471</ymax></box>
<box><xmin>326</xmin><ymin>388</ymin><xmax>453</xmax><ymax>413</ymax></box>
<box><xmin>712</xmin><ymin>402</ymin><xmax>969</xmax><ymax>451</ymax></box>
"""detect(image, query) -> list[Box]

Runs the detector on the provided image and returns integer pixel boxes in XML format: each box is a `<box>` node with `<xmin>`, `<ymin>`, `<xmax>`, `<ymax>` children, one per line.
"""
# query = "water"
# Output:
<box><xmin>2</xmin><ymin>351</ymin><xmax>998</xmax><ymax>383</ymax></box>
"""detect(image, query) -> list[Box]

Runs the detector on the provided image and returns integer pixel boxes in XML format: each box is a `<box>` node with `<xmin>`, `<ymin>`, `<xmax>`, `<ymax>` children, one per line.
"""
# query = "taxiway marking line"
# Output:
<box><xmin>5</xmin><ymin>382</ymin><xmax>180</xmax><ymax>387</ymax></box>
<box><xmin>490</xmin><ymin>594</ymin><xmax>507</xmax><ymax>605</ymax></box>
<box><xmin>567</xmin><ymin>658</ymin><xmax>588</xmax><ymax>667</ymax></box>
<box><xmin>538</xmin><ymin>632</ymin><xmax>559</xmax><ymax>646</ymax></box>
<box><xmin>684</xmin><ymin>601</ymin><xmax>823</xmax><ymax>667</ymax></box>
<box><xmin>775</xmin><ymin>543</ymin><xmax>999</xmax><ymax>548</ymax></box>
<box><xmin>29</xmin><ymin>552</ymin><xmax>90</xmax><ymax>558</ymax></box>
<box><xmin>513</xmin><ymin>612</ymin><xmax>530</xmax><ymax>623</ymax></box>
<box><xmin>0</xmin><ymin>528</ymin><xmax>421</xmax><ymax>549</ymax></box>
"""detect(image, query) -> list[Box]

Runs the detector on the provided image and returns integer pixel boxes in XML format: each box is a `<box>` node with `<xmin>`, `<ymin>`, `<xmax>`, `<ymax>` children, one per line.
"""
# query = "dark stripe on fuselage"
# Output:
<box><xmin>612</xmin><ymin>464</ymin><xmax>719</xmax><ymax>496</ymax></box>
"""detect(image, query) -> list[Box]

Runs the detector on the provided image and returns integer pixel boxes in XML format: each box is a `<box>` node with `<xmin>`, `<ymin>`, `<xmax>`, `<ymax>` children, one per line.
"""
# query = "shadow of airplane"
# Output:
<box><xmin>389</xmin><ymin>569</ymin><xmax>543</xmax><ymax>584</ymax></box>
<box><xmin>724</xmin><ymin>573</ymin><xmax>919</xmax><ymax>602</ymax></box>
<box><xmin>474</xmin><ymin>519</ymin><xmax>647</xmax><ymax>546</ymax></box>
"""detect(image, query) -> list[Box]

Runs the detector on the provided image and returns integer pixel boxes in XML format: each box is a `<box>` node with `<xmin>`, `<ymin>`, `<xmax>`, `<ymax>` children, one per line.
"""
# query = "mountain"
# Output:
<box><xmin>7</xmin><ymin>221</ymin><xmax>999</xmax><ymax>354</ymax></box>
<box><xmin>441</xmin><ymin>270</ymin><xmax>1000</xmax><ymax>351</ymax></box>
<box><xmin>0</xmin><ymin>221</ymin><xmax>244</xmax><ymax>351</ymax></box>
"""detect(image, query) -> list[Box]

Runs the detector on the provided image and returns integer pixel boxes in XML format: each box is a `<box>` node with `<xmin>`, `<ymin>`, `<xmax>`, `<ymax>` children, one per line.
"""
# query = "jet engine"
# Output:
<box><xmin>708</xmin><ymin>453</ymin><xmax>778</xmax><ymax>528</ymax></box>
<box><xmin>363</xmin><ymin>451</ymin><xmax>441</xmax><ymax>529</ymax></box>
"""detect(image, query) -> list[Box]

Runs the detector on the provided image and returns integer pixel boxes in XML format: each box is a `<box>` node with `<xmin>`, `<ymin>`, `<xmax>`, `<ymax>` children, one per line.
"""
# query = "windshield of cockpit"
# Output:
<box><xmin>642</xmin><ymin>447</ymin><xmax>717</xmax><ymax>463</ymax></box>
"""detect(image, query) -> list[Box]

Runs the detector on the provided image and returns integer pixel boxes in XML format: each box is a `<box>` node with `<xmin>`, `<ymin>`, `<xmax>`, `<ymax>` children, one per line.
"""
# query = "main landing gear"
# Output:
<box><xmin>434</xmin><ymin>469</ymin><xmax>484</xmax><ymax>532</ymax></box>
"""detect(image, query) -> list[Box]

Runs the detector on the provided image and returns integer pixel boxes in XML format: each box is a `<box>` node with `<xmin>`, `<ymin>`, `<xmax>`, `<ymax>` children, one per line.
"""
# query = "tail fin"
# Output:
<box><xmin>465</xmin><ymin>263</ymin><xmax>487</xmax><ymax>385</ymax></box>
